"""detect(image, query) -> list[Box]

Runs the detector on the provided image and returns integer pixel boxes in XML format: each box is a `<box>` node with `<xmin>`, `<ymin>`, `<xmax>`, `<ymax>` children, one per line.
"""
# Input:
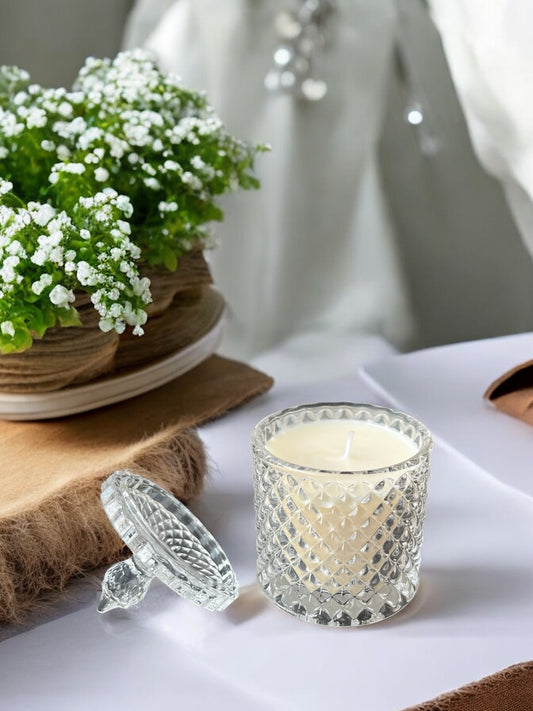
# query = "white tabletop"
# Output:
<box><xmin>360</xmin><ymin>332</ymin><xmax>533</xmax><ymax>497</ymax></box>
<box><xmin>1</xmin><ymin>333</ymin><xmax>532</xmax><ymax>710</ymax></box>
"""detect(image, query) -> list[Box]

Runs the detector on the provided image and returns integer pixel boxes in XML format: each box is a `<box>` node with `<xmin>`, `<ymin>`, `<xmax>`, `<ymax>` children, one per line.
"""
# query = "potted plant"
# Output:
<box><xmin>0</xmin><ymin>50</ymin><xmax>264</xmax><ymax>392</ymax></box>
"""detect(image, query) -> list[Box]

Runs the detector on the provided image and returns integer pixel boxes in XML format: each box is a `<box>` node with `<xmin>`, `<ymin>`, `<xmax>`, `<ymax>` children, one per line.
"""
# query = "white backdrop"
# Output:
<box><xmin>430</xmin><ymin>0</ymin><xmax>533</xmax><ymax>259</ymax></box>
<box><xmin>127</xmin><ymin>0</ymin><xmax>414</xmax><ymax>360</ymax></box>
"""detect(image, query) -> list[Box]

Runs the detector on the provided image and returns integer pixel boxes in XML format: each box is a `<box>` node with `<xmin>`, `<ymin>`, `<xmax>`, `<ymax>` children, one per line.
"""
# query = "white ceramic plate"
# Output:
<box><xmin>0</xmin><ymin>311</ymin><xmax>224</xmax><ymax>421</ymax></box>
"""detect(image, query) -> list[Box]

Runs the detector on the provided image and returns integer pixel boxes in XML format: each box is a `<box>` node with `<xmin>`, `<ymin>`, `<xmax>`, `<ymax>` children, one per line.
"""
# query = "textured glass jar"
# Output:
<box><xmin>252</xmin><ymin>403</ymin><xmax>432</xmax><ymax>627</ymax></box>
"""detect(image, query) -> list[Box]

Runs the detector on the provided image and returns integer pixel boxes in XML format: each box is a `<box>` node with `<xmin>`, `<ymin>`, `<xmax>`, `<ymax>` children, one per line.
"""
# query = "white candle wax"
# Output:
<box><xmin>266</xmin><ymin>420</ymin><xmax>416</xmax><ymax>471</ymax></box>
<box><xmin>264</xmin><ymin>419</ymin><xmax>418</xmax><ymax>594</ymax></box>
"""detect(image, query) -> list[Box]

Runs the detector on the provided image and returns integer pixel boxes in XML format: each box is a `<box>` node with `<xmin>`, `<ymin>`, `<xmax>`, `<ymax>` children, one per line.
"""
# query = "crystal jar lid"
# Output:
<box><xmin>97</xmin><ymin>470</ymin><xmax>238</xmax><ymax>613</ymax></box>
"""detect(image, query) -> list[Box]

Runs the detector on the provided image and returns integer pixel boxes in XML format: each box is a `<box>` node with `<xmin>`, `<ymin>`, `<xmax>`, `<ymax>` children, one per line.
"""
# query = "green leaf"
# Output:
<box><xmin>0</xmin><ymin>326</ymin><xmax>33</xmax><ymax>354</ymax></box>
<box><xmin>57</xmin><ymin>306</ymin><xmax>82</xmax><ymax>328</ymax></box>
<box><xmin>239</xmin><ymin>174</ymin><xmax>260</xmax><ymax>190</ymax></box>
<box><xmin>44</xmin><ymin>308</ymin><xmax>57</xmax><ymax>329</ymax></box>
<box><xmin>27</xmin><ymin>310</ymin><xmax>47</xmax><ymax>338</ymax></box>
<box><xmin>161</xmin><ymin>246</ymin><xmax>178</xmax><ymax>272</ymax></box>
<box><xmin>26</xmin><ymin>304</ymin><xmax>59</xmax><ymax>337</ymax></box>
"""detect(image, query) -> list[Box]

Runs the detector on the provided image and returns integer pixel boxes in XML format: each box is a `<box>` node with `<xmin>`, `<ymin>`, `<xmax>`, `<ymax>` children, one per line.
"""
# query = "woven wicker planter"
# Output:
<box><xmin>144</xmin><ymin>249</ymin><xmax>213</xmax><ymax>317</ymax></box>
<box><xmin>0</xmin><ymin>251</ymin><xmax>219</xmax><ymax>394</ymax></box>
<box><xmin>0</xmin><ymin>294</ymin><xmax>119</xmax><ymax>393</ymax></box>
<box><xmin>116</xmin><ymin>249</ymin><xmax>217</xmax><ymax>370</ymax></box>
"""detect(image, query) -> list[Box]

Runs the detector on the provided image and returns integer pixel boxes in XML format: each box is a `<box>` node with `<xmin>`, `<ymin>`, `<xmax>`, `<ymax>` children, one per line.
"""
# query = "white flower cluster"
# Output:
<box><xmin>0</xmin><ymin>179</ymin><xmax>12</xmax><ymax>196</ymax></box>
<box><xmin>73</xmin><ymin>189</ymin><xmax>151</xmax><ymax>335</ymax></box>
<box><xmin>65</xmin><ymin>51</ymin><xmax>227</xmax><ymax>201</ymax></box>
<box><xmin>0</xmin><ymin>80</ymin><xmax>80</xmax><ymax>148</ymax></box>
<box><xmin>0</xmin><ymin>180</ymin><xmax>150</xmax><ymax>346</ymax></box>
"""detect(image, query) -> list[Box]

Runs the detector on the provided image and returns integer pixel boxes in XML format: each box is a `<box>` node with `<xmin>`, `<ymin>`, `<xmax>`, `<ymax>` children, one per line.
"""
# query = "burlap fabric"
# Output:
<box><xmin>0</xmin><ymin>354</ymin><xmax>273</xmax><ymax>623</ymax></box>
<box><xmin>402</xmin><ymin>661</ymin><xmax>533</xmax><ymax>711</ymax></box>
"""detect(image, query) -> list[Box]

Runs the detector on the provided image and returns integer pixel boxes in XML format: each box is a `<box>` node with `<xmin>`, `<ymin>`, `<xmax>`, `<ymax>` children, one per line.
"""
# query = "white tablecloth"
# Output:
<box><xmin>0</xmin><ymin>333</ymin><xmax>532</xmax><ymax>710</ymax></box>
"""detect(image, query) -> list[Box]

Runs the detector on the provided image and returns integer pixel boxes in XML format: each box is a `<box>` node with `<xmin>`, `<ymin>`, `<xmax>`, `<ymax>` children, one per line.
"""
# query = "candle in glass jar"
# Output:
<box><xmin>265</xmin><ymin>418</ymin><xmax>418</xmax><ymax>594</ymax></box>
<box><xmin>252</xmin><ymin>404</ymin><xmax>432</xmax><ymax>626</ymax></box>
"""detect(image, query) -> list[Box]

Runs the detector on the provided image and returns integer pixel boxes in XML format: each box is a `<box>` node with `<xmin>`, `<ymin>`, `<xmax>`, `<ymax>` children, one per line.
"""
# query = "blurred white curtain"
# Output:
<box><xmin>124</xmin><ymin>0</ymin><xmax>414</xmax><ymax>360</ymax></box>
<box><xmin>430</xmin><ymin>0</ymin><xmax>533</xmax><ymax>259</ymax></box>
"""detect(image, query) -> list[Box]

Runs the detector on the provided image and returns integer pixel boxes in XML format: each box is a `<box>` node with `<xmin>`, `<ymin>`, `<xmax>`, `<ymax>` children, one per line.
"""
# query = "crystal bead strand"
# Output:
<box><xmin>264</xmin><ymin>0</ymin><xmax>337</xmax><ymax>101</ymax></box>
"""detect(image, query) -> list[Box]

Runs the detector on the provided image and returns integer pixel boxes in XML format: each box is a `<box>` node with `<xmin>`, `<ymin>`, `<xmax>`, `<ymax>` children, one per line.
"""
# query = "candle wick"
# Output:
<box><xmin>342</xmin><ymin>430</ymin><xmax>355</xmax><ymax>459</ymax></box>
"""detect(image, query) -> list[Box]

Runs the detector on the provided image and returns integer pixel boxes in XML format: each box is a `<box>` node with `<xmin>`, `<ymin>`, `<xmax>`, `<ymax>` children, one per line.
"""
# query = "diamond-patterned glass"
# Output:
<box><xmin>252</xmin><ymin>403</ymin><xmax>432</xmax><ymax>626</ymax></box>
<box><xmin>98</xmin><ymin>471</ymin><xmax>238</xmax><ymax>613</ymax></box>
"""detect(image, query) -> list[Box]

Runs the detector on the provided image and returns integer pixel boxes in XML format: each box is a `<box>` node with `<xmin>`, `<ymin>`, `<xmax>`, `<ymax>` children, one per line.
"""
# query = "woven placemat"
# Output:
<box><xmin>0</xmin><ymin>354</ymin><xmax>273</xmax><ymax>623</ymax></box>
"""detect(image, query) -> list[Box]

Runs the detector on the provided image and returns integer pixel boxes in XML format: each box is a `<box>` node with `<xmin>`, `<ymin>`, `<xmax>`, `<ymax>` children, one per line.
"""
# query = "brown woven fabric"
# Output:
<box><xmin>115</xmin><ymin>287</ymin><xmax>224</xmax><ymax>370</ymax></box>
<box><xmin>402</xmin><ymin>661</ymin><xmax>533</xmax><ymax>711</ymax></box>
<box><xmin>485</xmin><ymin>359</ymin><xmax>533</xmax><ymax>426</ymax></box>
<box><xmin>0</xmin><ymin>354</ymin><xmax>273</xmax><ymax>623</ymax></box>
<box><xmin>0</xmin><ymin>296</ymin><xmax>119</xmax><ymax>393</ymax></box>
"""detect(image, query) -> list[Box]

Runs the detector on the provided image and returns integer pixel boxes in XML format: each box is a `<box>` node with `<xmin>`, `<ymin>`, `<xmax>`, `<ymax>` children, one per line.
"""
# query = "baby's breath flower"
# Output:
<box><xmin>57</xmin><ymin>101</ymin><xmax>73</xmax><ymax>118</ymax></box>
<box><xmin>0</xmin><ymin>49</ymin><xmax>263</xmax><ymax>352</ymax></box>
<box><xmin>94</xmin><ymin>167</ymin><xmax>109</xmax><ymax>182</ymax></box>
<box><xmin>0</xmin><ymin>179</ymin><xmax>13</xmax><ymax>196</ymax></box>
<box><xmin>49</xmin><ymin>284</ymin><xmax>74</xmax><ymax>308</ymax></box>
<box><xmin>29</xmin><ymin>202</ymin><xmax>55</xmax><ymax>226</ymax></box>
<box><xmin>56</xmin><ymin>145</ymin><xmax>71</xmax><ymax>161</ymax></box>
<box><xmin>143</xmin><ymin>177</ymin><xmax>160</xmax><ymax>190</ymax></box>
<box><xmin>0</xmin><ymin>320</ymin><xmax>15</xmax><ymax>337</ymax></box>
<box><xmin>116</xmin><ymin>195</ymin><xmax>132</xmax><ymax>217</ymax></box>
<box><xmin>181</xmin><ymin>172</ymin><xmax>202</xmax><ymax>191</ymax></box>
<box><xmin>31</xmin><ymin>274</ymin><xmax>52</xmax><ymax>295</ymax></box>
<box><xmin>158</xmin><ymin>200</ymin><xmax>178</xmax><ymax>213</ymax></box>
<box><xmin>116</xmin><ymin>220</ymin><xmax>131</xmax><ymax>235</ymax></box>
<box><xmin>55</xmin><ymin>161</ymin><xmax>85</xmax><ymax>175</ymax></box>
<box><xmin>26</xmin><ymin>107</ymin><xmax>47</xmax><ymax>129</ymax></box>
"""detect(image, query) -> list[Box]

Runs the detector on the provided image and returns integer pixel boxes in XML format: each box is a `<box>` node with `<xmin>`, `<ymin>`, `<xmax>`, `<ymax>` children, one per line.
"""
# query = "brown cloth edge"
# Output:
<box><xmin>0</xmin><ymin>354</ymin><xmax>274</xmax><ymax>518</ymax></box>
<box><xmin>484</xmin><ymin>358</ymin><xmax>533</xmax><ymax>425</ymax></box>
<box><xmin>401</xmin><ymin>660</ymin><xmax>533</xmax><ymax>711</ymax></box>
